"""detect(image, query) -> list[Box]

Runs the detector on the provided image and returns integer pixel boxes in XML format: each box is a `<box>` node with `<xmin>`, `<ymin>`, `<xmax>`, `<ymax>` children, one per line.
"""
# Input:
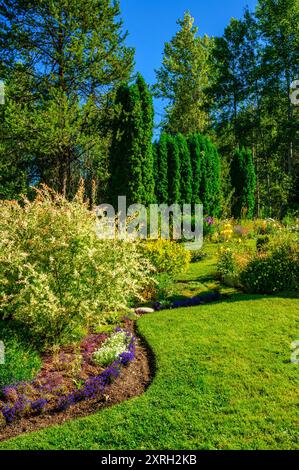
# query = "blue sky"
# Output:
<box><xmin>120</xmin><ymin>0</ymin><xmax>258</xmax><ymax>84</ymax></box>
<box><xmin>120</xmin><ymin>0</ymin><xmax>258</xmax><ymax>128</ymax></box>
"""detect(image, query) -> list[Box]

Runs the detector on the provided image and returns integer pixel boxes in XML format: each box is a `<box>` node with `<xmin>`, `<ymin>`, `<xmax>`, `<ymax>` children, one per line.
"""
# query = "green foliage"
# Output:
<box><xmin>141</xmin><ymin>240</ymin><xmax>191</xmax><ymax>277</ymax></box>
<box><xmin>166</xmin><ymin>134</ymin><xmax>181</xmax><ymax>204</ymax></box>
<box><xmin>187</xmin><ymin>133</ymin><xmax>203</xmax><ymax>204</ymax></box>
<box><xmin>217</xmin><ymin>248</ymin><xmax>237</xmax><ymax>279</ymax></box>
<box><xmin>176</xmin><ymin>134</ymin><xmax>192</xmax><ymax>204</ymax></box>
<box><xmin>231</xmin><ymin>147</ymin><xmax>256</xmax><ymax>219</ymax></box>
<box><xmin>0</xmin><ymin>187</ymin><xmax>153</xmax><ymax>347</ymax></box>
<box><xmin>200</xmin><ymin>137</ymin><xmax>221</xmax><ymax>216</ymax></box>
<box><xmin>153</xmin><ymin>273</ymin><xmax>176</xmax><ymax>302</ymax></box>
<box><xmin>110</xmin><ymin>83</ymin><xmax>144</xmax><ymax>206</ymax></box>
<box><xmin>0</xmin><ymin>321</ymin><xmax>41</xmax><ymax>388</ymax></box>
<box><xmin>154</xmin><ymin>133</ymin><xmax>169</xmax><ymax>204</ymax></box>
<box><xmin>240</xmin><ymin>235</ymin><xmax>299</xmax><ymax>294</ymax></box>
<box><xmin>190</xmin><ymin>249</ymin><xmax>208</xmax><ymax>263</ymax></box>
<box><xmin>93</xmin><ymin>331</ymin><xmax>130</xmax><ymax>367</ymax></box>
<box><xmin>210</xmin><ymin>1</ymin><xmax>299</xmax><ymax>217</ymax></box>
<box><xmin>256</xmin><ymin>235</ymin><xmax>270</xmax><ymax>252</ymax></box>
<box><xmin>110</xmin><ymin>75</ymin><xmax>155</xmax><ymax>206</ymax></box>
<box><xmin>0</xmin><ymin>159</ymin><xmax>28</xmax><ymax>201</ymax></box>
<box><xmin>154</xmin><ymin>12</ymin><xmax>213</xmax><ymax>134</ymax></box>
<box><xmin>136</xmin><ymin>74</ymin><xmax>156</xmax><ymax>205</ymax></box>
<box><xmin>0</xmin><ymin>0</ymin><xmax>134</xmax><ymax>198</ymax></box>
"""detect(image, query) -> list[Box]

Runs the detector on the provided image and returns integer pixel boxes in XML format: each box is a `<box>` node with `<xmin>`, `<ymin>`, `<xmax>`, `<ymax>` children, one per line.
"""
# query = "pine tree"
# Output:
<box><xmin>187</xmin><ymin>133</ymin><xmax>203</xmax><ymax>204</ymax></box>
<box><xmin>176</xmin><ymin>134</ymin><xmax>192</xmax><ymax>204</ymax></box>
<box><xmin>136</xmin><ymin>74</ymin><xmax>155</xmax><ymax>204</ymax></box>
<box><xmin>154</xmin><ymin>12</ymin><xmax>213</xmax><ymax>135</ymax></box>
<box><xmin>167</xmin><ymin>134</ymin><xmax>181</xmax><ymax>204</ymax></box>
<box><xmin>0</xmin><ymin>0</ymin><xmax>134</xmax><ymax>198</ymax></box>
<box><xmin>155</xmin><ymin>133</ymin><xmax>169</xmax><ymax>204</ymax></box>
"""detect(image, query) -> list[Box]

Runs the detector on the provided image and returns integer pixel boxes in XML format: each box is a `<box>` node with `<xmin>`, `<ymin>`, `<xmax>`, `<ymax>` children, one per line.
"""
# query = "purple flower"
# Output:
<box><xmin>204</xmin><ymin>216</ymin><xmax>214</xmax><ymax>226</ymax></box>
<box><xmin>31</xmin><ymin>398</ymin><xmax>47</xmax><ymax>414</ymax></box>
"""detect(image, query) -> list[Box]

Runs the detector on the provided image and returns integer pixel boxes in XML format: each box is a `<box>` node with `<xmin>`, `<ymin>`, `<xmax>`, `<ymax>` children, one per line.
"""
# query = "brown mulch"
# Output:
<box><xmin>0</xmin><ymin>326</ymin><xmax>153</xmax><ymax>442</ymax></box>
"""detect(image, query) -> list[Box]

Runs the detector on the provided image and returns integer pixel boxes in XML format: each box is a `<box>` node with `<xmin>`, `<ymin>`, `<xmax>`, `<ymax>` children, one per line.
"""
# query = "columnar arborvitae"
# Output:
<box><xmin>167</xmin><ymin>134</ymin><xmax>181</xmax><ymax>204</ymax></box>
<box><xmin>176</xmin><ymin>134</ymin><xmax>192</xmax><ymax>204</ymax></box>
<box><xmin>110</xmin><ymin>83</ymin><xmax>144</xmax><ymax>207</ymax></box>
<box><xmin>136</xmin><ymin>73</ymin><xmax>155</xmax><ymax>204</ymax></box>
<box><xmin>110</xmin><ymin>74</ymin><xmax>156</xmax><ymax>207</ymax></box>
<box><xmin>155</xmin><ymin>133</ymin><xmax>169</xmax><ymax>204</ymax></box>
<box><xmin>187</xmin><ymin>133</ymin><xmax>203</xmax><ymax>204</ymax></box>
<box><xmin>231</xmin><ymin>147</ymin><xmax>256</xmax><ymax>218</ymax></box>
<box><xmin>200</xmin><ymin>137</ymin><xmax>221</xmax><ymax>216</ymax></box>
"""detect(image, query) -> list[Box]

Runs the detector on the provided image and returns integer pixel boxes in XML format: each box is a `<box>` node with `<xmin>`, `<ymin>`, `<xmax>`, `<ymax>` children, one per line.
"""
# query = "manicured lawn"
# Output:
<box><xmin>1</xmin><ymin>294</ymin><xmax>298</xmax><ymax>450</ymax></box>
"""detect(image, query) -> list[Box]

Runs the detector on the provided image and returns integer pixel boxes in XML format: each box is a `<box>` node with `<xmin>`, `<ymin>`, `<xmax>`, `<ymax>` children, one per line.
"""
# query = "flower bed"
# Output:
<box><xmin>0</xmin><ymin>329</ymin><xmax>136</xmax><ymax>427</ymax></box>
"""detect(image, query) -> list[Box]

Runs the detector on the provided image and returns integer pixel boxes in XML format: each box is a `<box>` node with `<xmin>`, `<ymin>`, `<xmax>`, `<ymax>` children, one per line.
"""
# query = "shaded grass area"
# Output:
<box><xmin>0</xmin><ymin>321</ymin><xmax>42</xmax><ymax>388</ymax></box>
<box><xmin>174</xmin><ymin>242</ymin><xmax>238</xmax><ymax>300</ymax></box>
<box><xmin>1</xmin><ymin>295</ymin><xmax>298</xmax><ymax>450</ymax></box>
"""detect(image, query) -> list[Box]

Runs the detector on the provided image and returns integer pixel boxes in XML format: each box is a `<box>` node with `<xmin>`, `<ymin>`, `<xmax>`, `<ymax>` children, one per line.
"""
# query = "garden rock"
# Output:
<box><xmin>135</xmin><ymin>307</ymin><xmax>155</xmax><ymax>315</ymax></box>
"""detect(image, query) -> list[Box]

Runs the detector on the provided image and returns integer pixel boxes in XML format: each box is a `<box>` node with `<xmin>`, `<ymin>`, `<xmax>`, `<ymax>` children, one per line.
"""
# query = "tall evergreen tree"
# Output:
<box><xmin>231</xmin><ymin>147</ymin><xmax>256</xmax><ymax>218</ymax></box>
<box><xmin>155</xmin><ymin>133</ymin><xmax>169</xmax><ymax>204</ymax></box>
<box><xmin>187</xmin><ymin>133</ymin><xmax>203</xmax><ymax>204</ymax></box>
<box><xmin>109</xmin><ymin>74</ymin><xmax>155</xmax><ymax>206</ymax></box>
<box><xmin>200</xmin><ymin>137</ymin><xmax>221</xmax><ymax>216</ymax></box>
<box><xmin>176</xmin><ymin>134</ymin><xmax>192</xmax><ymax>204</ymax></box>
<box><xmin>154</xmin><ymin>12</ymin><xmax>213</xmax><ymax>135</ymax></box>
<box><xmin>109</xmin><ymin>83</ymin><xmax>144</xmax><ymax>207</ymax></box>
<box><xmin>0</xmin><ymin>0</ymin><xmax>134</xmax><ymax>198</ymax></box>
<box><xmin>167</xmin><ymin>134</ymin><xmax>181</xmax><ymax>204</ymax></box>
<box><xmin>136</xmin><ymin>73</ymin><xmax>155</xmax><ymax>204</ymax></box>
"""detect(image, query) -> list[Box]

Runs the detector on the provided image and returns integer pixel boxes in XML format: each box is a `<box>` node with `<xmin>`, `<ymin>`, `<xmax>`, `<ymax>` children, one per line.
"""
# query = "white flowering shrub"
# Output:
<box><xmin>0</xmin><ymin>186</ymin><xmax>153</xmax><ymax>347</ymax></box>
<box><xmin>93</xmin><ymin>331</ymin><xmax>130</xmax><ymax>367</ymax></box>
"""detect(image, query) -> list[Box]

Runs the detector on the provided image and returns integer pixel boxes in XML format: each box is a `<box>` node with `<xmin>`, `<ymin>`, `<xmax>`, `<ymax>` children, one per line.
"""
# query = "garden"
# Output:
<box><xmin>0</xmin><ymin>188</ymin><xmax>298</xmax><ymax>449</ymax></box>
<box><xmin>0</xmin><ymin>0</ymin><xmax>298</xmax><ymax>454</ymax></box>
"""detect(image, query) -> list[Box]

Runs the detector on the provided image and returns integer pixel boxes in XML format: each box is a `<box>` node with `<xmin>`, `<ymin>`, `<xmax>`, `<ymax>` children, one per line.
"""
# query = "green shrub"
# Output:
<box><xmin>0</xmin><ymin>321</ymin><xmax>42</xmax><ymax>387</ymax></box>
<box><xmin>256</xmin><ymin>235</ymin><xmax>270</xmax><ymax>253</ymax></box>
<box><xmin>93</xmin><ymin>331</ymin><xmax>130</xmax><ymax>367</ymax></box>
<box><xmin>154</xmin><ymin>273</ymin><xmax>176</xmax><ymax>302</ymax></box>
<box><xmin>141</xmin><ymin>239</ymin><xmax>190</xmax><ymax>276</ymax></box>
<box><xmin>217</xmin><ymin>248</ymin><xmax>237</xmax><ymax>279</ymax></box>
<box><xmin>190</xmin><ymin>249</ymin><xmax>208</xmax><ymax>263</ymax></box>
<box><xmin>0</xmin><ymin>186</ymin><xmax>153</xmax><ymax>347</ymax></box>
<box><xmin>240</xmin><ymin>236</ymin><xmax>299</xmax><ymax>294</ymax></box>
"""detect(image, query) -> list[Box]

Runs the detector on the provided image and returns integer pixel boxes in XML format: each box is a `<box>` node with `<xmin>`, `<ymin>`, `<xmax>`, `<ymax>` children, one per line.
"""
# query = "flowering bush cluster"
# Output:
<box><xmin>0</xmin><ymin>329</ymin><xmax>135</xmax><ymax>426</ymax></box>
<box><xmin>240</xmin><ymin>234</ymin><xmax>299</xmax><ymax>294</ymax></box>
<box><xmin>217</xmin><ymin>232</ymin><xmax>299</xmax><ymax>294</ymax></box>
<box><xmin>140</xmin><ymin>239</ymin><xmax>190</xmax><ymax>276</ymax></box>
<box><xmin>0</xmin><ymin>186</ymin><xmax>153</xmax><ymax>347</ymax></box>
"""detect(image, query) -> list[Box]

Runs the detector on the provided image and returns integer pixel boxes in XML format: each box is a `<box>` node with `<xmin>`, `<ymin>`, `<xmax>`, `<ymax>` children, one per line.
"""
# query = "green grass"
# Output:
<box><xmin>1</xmin><ymin>295</ymin><xmax>298</xmax><ymax>450</ymax></box>
<box><xmin>175</xmin><ymin>242</ymin><xmax>238</xmax><ymax>299</ymax></box>
<box><xmin>0</xmin><ymin>321</ymin><xmax>42</xmax><ymax>388</ymax></box>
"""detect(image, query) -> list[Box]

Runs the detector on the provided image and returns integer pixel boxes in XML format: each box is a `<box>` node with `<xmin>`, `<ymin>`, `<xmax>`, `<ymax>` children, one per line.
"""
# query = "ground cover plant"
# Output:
<box><xmin>0</xmin><ymin>327</ymin><xmax>136</xmax><ymax>428</ymax></box>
